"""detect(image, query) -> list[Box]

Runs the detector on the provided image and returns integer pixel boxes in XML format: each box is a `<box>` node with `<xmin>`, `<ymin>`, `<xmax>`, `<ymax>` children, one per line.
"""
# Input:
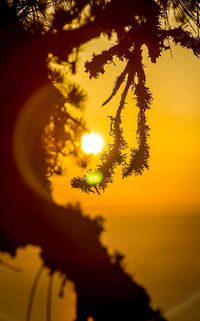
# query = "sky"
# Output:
<box><xmin>49</xmin><ymin>34</ymin><xmax>200</xmax><ymax>218</ymax></box>
<box><xmin>1</xmin><ymin>25</ymin><xmax>200</xmax><ymax>321</ymax></box>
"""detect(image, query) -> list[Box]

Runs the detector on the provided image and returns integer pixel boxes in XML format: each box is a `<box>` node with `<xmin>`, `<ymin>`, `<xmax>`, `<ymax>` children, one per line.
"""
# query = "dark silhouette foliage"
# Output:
<box><xmin>0</xmin><ymin>0</ymin><xmax>200</xmax><ymax>320</ymax></box>
<box><xmin>3</xmin><ymin>0</ymin><xmax>200</xmax><ymax>193</ymax></box>
<box><xmin>70</xmin><ymin>0</ymin><xmax>200</xmax><ymax>193</ymax></box>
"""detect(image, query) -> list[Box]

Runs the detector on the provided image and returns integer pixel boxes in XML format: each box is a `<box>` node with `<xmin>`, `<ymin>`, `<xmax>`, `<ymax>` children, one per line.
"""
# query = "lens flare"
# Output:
<box><xmin>85</xmin><ymin>171</ymin><xmax>103</xmax><ymax>185</ymax></box>
<box><xmin>81</xmin><ymin>133</ymin><xmax>103</xmax><ymax>155</ymax></box>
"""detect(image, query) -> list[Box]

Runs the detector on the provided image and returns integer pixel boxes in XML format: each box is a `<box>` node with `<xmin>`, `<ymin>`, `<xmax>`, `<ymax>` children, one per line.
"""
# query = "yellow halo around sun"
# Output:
<box><xmin>81</xmin><ymin>133</ymin><xmax>104</xmax><ymax>155</ymax></box>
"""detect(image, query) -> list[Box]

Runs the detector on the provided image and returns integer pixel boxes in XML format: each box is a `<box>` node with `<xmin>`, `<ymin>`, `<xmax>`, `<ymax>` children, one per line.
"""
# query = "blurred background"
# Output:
<box><xmin>1</xmin><ymin>29</ymin><xmax>200</xmax><ymax>321</ymax></box>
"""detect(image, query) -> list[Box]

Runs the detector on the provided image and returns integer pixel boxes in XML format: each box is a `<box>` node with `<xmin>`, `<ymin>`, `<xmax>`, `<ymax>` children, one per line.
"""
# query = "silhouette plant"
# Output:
<box><xmin>0</xmin><ymin>1</ymin><xmax>199</xmax><ymax>320</ymax></box>
<box><xmin>41</xmin><ymin>77</ymin><xmax>90</xmax><ymax>178</ymax></box>
<box><xmin>71</xmin><ymin>0</ymin><xmax>200</xmax><ymax>193</ymax></box>
<box><xmin>5</xmin><ymin>0</ymin><xmax>200</xmax><ymax>193</ymax></box>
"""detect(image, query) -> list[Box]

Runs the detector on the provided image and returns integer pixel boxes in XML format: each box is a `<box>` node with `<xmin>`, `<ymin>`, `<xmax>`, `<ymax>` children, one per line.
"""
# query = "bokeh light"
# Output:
<box><xmin>85</xmin><ymin>171</ymin><xmax>103</xmax><ymax>185</ymax></box>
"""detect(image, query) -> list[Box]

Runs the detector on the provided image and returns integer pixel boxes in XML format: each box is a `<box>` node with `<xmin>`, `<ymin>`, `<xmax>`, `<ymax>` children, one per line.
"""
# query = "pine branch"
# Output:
<box><xmin>123</xmin><ymin>54</ymin><xmax>152</xmax><ymax>177</ymax></box>
<box><xmin>71</xmin><ymin>67</ymin><xmax>134</xmax><ymax>193</ymax></box>
<box><xmin>71</xmin><ymin>174</ymin><xmax>97</xmax><ymax>194</ymax></box>
<box><xmin>44</xmin><ymin>22</ymin><xmax>105</xmax><ymax>59</ymax></box>
<box><xmin>102</xmin><ymin>65</ymin><xmax>128</xmax><ymax>106</ymax></box>
<box><xmin>161</xmin><ymin>27</ymin><xmax>200</xmax><ymax>57</ymax></box>
<box><xmin>84</xmin><ymin>29</ymin><xmax>136</xmax><ymax>79</ymax></box>
<box><xmin>123</xmin><ymin>108</ymin><xmax>150</xmax><ymax>177</ymax></box>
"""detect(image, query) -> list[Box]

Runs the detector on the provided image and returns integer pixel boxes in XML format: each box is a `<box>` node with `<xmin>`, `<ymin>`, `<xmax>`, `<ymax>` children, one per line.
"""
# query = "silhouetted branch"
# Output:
<box><xmin>161</xmin><ymin>27</ymin><xmax>200</xmax><ymax>57</ymax></box>
<box><xmin>45</xmin><ymin>22</ymin><xmax>104</xmax><ymax>59</ymax></box>
<box><xmin>47</xmin><ymin>274</ymin><xmax>53</xmax><ymax>321</ymax></box>
<box><xmin>102</xmin><ymin>64</ymin><xmax>129</xmax><ymax>106</ymax></box>
<box><xmin>26</xmin><ymin>265</ymin><xmax>43</xmax><ymax>321</ymax></box>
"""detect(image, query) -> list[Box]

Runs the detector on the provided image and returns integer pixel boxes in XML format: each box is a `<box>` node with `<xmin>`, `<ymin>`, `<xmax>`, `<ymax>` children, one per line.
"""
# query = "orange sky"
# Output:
<box><xmin>2</xmin><ymin>33</ymin><xmax>200</xmax><ymax>321</ymax></box>
<box><xmin>49</xmin><ymin>35</ymin><xmax>200</xmax><ymax>217</ymax></box>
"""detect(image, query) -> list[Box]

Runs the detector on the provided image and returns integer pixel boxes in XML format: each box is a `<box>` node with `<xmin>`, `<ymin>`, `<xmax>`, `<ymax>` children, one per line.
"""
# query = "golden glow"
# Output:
<box><xmin>81</xmin><ymin>133</ymin><xmax>104</xmax><ymax>155</ymax></box>
<box><xmin>50</xmin><ymin>38</ymin><xmax>200</xmax><ymax>217</ymax></box>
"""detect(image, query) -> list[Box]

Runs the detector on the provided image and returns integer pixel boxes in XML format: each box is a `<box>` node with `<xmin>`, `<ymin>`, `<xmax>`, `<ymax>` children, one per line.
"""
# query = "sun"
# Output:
<box><xmin>81</xmin><ymin>133</ymin><xmax>104</xmax><ymax>155</ymax></box>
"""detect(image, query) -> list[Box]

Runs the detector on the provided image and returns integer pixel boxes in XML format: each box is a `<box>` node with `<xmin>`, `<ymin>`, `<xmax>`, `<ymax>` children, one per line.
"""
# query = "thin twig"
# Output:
<box><xmin>26</xmin><ymin>264</ymin><xmax>43</xmax><ymax>321</ymax></box>
<box><xmin>47</xmin><ymin>274</ymin><xmax>54</xmax><ymax>321</ymax></box>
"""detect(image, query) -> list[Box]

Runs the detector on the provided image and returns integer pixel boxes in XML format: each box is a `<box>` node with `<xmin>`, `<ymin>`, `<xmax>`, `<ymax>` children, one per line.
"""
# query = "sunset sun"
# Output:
<box><xmin>81</xmin><ymin>133</ymin><xmax>104</xmax><ymax>155</ymax></box>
